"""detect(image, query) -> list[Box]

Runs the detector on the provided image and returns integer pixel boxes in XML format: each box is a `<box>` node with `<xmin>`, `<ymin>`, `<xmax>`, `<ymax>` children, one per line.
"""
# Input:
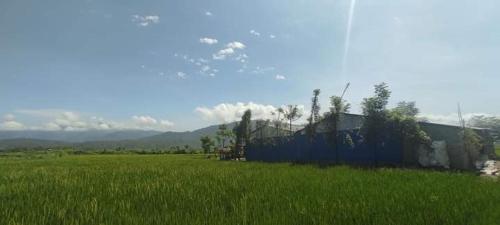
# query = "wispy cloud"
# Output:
<box><xmin>269</xmin><ymin>34</ymin><xmax>276</xmax><ymax>39</ymax></box>
<box><xmin>201</xmin><ymin>65</ymin><xmax>211</xmax><ymax>72</ymax></box>
<box><xmin>250</xmin><ymin>29</ymin><xmax>261</xmax><ymax>36</ymax></box>
<box><xmin>199</xmin><ymin>65</ymin><xmax>216</xmax><ymax>77</ymax></box>
<box><xmin>275</xmin><ymin>74</ymin><xmax>286</xmax><ymax>80</ymax></box>
<box><xmin>177</xmin><ymin>72</ymin><xmax>186</xmax><ymax>79</ymax></box>
<box><xmin>131</xmin><ymin>14</ymin><xmax>160</xmax><ymax>27</ymax></box>
<box><xmin>235</xmin><ymin>54</ymin><xmax>248</xmax><ymax>63</ymax></box>
<box><xmin>205</xmin><ymin>11</ymin><xmax>213</xmax><ymax>16</ymax></box>
<box><xmin>199</xmin><ymin>37</ymin><xmax>218</xmax><ymax>45</ymax></box>
<box><xmin>251</xmin><ymin>66</ymin><xmax>275</xmax><ymax>74</ymax></box>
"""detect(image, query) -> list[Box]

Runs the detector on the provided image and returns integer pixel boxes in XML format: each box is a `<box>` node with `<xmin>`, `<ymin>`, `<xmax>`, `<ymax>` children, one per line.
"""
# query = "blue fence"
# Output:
<box><xmin>246</xmin><ymin>131</ymin><xmax>402</xmax><ymax>165</ymax></box>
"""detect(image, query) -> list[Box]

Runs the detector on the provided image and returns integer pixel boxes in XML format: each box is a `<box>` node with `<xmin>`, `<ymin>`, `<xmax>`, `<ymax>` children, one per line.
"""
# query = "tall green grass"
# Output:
<box><xmin>496</xmin><ymin>145</ymin><xmax>500</xmax><ymax>157</ymax></box>
<box><xmin>0</xmin><ymin>155</ymin><xmax>499</xmax><ymax>225</ymax></box>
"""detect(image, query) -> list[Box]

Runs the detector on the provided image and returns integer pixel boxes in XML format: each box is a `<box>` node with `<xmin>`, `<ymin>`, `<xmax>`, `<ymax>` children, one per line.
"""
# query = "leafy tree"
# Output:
<box><xmin>461</xmin><ymin>128</ymin><xmax>483</xmax><ymax>167</ymax></box>
<box><xmin>387</xmin><ymin>108</ymin><xmax>431</xmax><ymax>165</ymax></box>
<box><xmin>234</xmin><ymin>109</ymin><xmax>252</xmax><ymax>158</ymax></box>
<box><xmin>361</xmin><ymin>83</ymin><xmax>391</xmax><ymax>161</ymax></box>
<box><xmin>468</xmin><ymin>115</ymin><xmax>500</xmax><ymax>141</ymax></box>
<box><xmin>284</xmin><ymin>105</ymin><xmax>303</xmax><ymax>136</ymax></box>
<box><xmin>324</xmin><ymin>95</ymin><xmax>351</xmax><ymax>162</ymax></box>
<box><xmin>255</xmin><ymin>119</ymin><xmax>270</xmax><ymax>140</ymax></box>
<box><xmin>200</xmin><ymin>136</ymin><xmax>215</xmax><ymax>155</ymax></box>
<box><xmin>272</xmin><ymin>107</ymin><xmax>285</xmax><ymax>137</ymax></box>
<box><xmin>362</xmin><ymin>83</ymin><xmax>431</xmax><ymax>165</ymax></box>
<box><xmin>305</xmin><ymin>89</ymin><xmax>321</xmax><ymax>140</ymax></box>
<box><xmin>393</xmin><ymin>101</ymin><xmax>419</xmax><ymax>117</ymax></box>
<box><xmin>216</xmin><ymin>124</ymin><xmax>234</xmax><ymax>149</ymax></box>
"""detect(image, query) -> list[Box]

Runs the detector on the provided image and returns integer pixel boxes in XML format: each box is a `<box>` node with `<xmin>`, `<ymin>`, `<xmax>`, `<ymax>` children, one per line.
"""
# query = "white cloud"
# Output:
<box><xmin>45</xmin><ymin>111</ymin><xmax>88</xmax><ymax>131</ymax></box>
<box><xmin>132</xmin><ymin>115</ymin><xmax>157</xmax><ymax>126</ymax></box>
<box><xmin>3</xmin><ymin>114</ymin><xmax>15</xmax><ymax>121</ymax></box>
<box><xmin>199</xmin><ymin>37</ymin><xmax>218</xmax><ymax>45</ymax></box>
<box><xmin>213</xmin><ymin>48</ymin><xmax>234</xmax><ymax>60</ymax></box>
<box><xmin>275</xmin><ymin>74</ymin><xmax>286</xmax><ymax>80</ymax></box>
<box><xmin>213</xmin><ymin>42</ymin><xmax>246</xmax><ymax>60</ymax></box>
<box><xmin>201</xmin><ymin>65</ymin><xmax>210</xmax><ymax>72</ymax></box>
<box><xmin>16</xmin><ymin>110</ymin><xmax>88</xmax><ymax>131</ymax></box>
<box><xmin>195</xmin><ymin>102</ymin><xmax>278</xmax><ymax>123</ymax></box>
<box><xmin>160</xmin><ymin>120</ymin><xmax>174</xmax><ymax>127</ymax></box>
<box><xmin>226</xmin><ymin>41</ymin><xmax>246</xmax><ymax>49</ymax></box>
<box><xmin>198</xmin><ymin>58</ymin><xmax>209</xmax><ymax>63</ymax></box>
<box><xmin>420</xmin><ymin>113</ymin><xmax>497</xmax><ymax>126</ymax></box>
<box><xmin>177</xmin><ymin>72</ymin><xmax>186</xmax><ymax>79</ymax></box>
<box><xmin>218</xmin><ymin>48</ymin><xmax>234</xmax><ymax>55</ymax></box>
<box><xmin>133</xmin><ymin>115</ymin><xmax>174</xmax><ymax>130</ymax></box>
<box><xmin>7</xmin><ymin>109</ymin><xmax>175</xmax><ymax>131</ymax></box>
<box><xmin>131</xmin><ymin>14</ymin><xmax>160</xmax><ymax>27</ymax></box>
<box><xmin>252</xmin><ymin>66</ymin><xmax>275</xmax><ymax>74</ymax></box>
<box><xmin>250</xmin><ymin>30</ymin><xmax>261</xmax><ymax>36</ymax></box>
<box><xmin>269</xmin><ymin>34</ymin><xmax>276</xmax><ymax>39</ymax></box>
<box><xmin>1</xmin><ymin>121</ymin><xmax>25</xmax><ymax>130</ymax></box>
<box><xmin>1</xmin><ymin>114</ymin><xmax>24</xmax><ymax>130</ymax></box>
<box><xmin>205</xmin><ymin>11</ymin><xmax>213</xmax><ymax>16</ymax></box>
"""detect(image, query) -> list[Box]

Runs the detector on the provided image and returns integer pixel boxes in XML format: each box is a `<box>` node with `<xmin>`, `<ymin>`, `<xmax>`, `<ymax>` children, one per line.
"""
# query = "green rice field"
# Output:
<box><xmin>0</xmin><ymin>154</ymin><xmax>499</xmax><ymax>225</ymax></box>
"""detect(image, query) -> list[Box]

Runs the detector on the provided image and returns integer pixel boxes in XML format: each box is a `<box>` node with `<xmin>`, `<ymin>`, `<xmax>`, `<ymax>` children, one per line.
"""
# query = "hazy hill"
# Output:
<box><xmin>76</xmin><ymin>123</ymin><xmax>239</xmax><ymax>150</ymax></box>
<box><xmin>0</xmin><ymin>130</ymin><xmax>162</xmax><ymax>143</ymax></box>
<box><xmin>0</xmin><ymin>121</ymin><xmax>299</xmax><ymax>151</ymax></box>
<box><xmin>0</xmin><ymin>138</ymin><xmax>68</xmax><ymax>150</ymax></box>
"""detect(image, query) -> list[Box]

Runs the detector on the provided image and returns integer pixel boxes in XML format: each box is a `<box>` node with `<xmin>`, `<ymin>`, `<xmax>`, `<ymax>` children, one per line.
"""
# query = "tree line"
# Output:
<box><xmin>201</xmin><ymin>82</ymin><xmax>491</xmax><ymax>165</ymax></box>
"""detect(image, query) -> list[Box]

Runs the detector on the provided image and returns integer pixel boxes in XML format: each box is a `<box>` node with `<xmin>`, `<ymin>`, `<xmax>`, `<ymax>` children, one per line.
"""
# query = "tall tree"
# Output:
<box><xmin>361</xmin><ymin>83</ymin><xmax>391</xmax><ymax>164</ymax></box>
<box><xmin>234</xmin><ymin>109</ymin><xmax>252</xmax><ymax>158</ymax></box>
<box><xmin>284</xmin><ymin>105</ymin><xmax>303</xmax><ymax>136</ymax></box>
<box><xmin>273</xmin><ymin>107</ymin><xmax>285</xmax><ymax>137</ymax></box>
<box><xmin>255</xmin><ymin>119</ymin><xmax>270</xmax><ymax>140</ymax></box>
<box><xmin>306</xmin><ymin>89</ymin><xmax>321</xmax><ymax>139</ymax></box>
<box><xmin>324</xmin><ymin>96</ymin><xmax>351</xmax><ymax>162</ymax></box>
<box><xmin>216</xmin><ymin>124</ymin><xmax>234</xmax><ymax>149</ymax></box>
<box><xmin>200</xmin><ymin>136</ymin><xmax>215</xmax><ymax>156</ymax></box>
<box><xmin>388</xmin><ymin>102</ymin><xmax>430</xmax><ymax>165</ymax></box>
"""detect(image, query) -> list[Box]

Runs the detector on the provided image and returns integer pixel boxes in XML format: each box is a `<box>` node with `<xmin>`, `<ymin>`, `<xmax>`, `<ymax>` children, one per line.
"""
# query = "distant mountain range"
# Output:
<box><xmin>0</xmin><ymin>123</ymin><xmax>240</xmax><ymax>151</ymax></box>
<box><xmin>0</xmin><ymin>121</ymin><xmax>304</xmax><ymax>151</ymax></box>
<box><xmin>0</xmin><ymin>130</ymin><xmax>163</xmax><ymax>143</ymax></box>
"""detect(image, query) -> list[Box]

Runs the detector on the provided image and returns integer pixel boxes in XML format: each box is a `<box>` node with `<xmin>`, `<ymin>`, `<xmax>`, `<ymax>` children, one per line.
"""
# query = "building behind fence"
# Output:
<box><xmin>246</xmin><ymin>113</ymin><xmax>495</xmax><ymax>170</ymax></box>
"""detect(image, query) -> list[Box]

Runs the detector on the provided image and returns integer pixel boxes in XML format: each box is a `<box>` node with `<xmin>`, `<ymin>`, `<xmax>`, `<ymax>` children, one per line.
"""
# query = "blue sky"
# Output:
<box><xmin>1</xmin><ymin>0</ymin><xmax>499</xmax><ymax>131</ymax></box>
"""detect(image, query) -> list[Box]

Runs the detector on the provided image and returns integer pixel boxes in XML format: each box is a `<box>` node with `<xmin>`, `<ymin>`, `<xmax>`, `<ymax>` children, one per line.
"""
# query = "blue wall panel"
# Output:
<box><xmin>246</xmin><ymin>131</ymin><xmax>402</xmax><ymax>165</ymax></box>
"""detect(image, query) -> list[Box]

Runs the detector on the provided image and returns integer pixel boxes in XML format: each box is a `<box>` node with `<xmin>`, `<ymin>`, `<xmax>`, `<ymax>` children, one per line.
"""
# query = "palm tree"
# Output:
<box><xmin>284</xmin><ymin>105</ymin><xmax>303</xmax><ymax>136</ymax></box>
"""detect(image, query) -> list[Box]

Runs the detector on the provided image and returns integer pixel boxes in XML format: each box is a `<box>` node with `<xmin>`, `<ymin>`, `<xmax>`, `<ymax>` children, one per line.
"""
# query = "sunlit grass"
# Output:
<box><xmin>0</xmin><ymin>154</ymin><xmax>499</xmax><ymax>225</ymax></box>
